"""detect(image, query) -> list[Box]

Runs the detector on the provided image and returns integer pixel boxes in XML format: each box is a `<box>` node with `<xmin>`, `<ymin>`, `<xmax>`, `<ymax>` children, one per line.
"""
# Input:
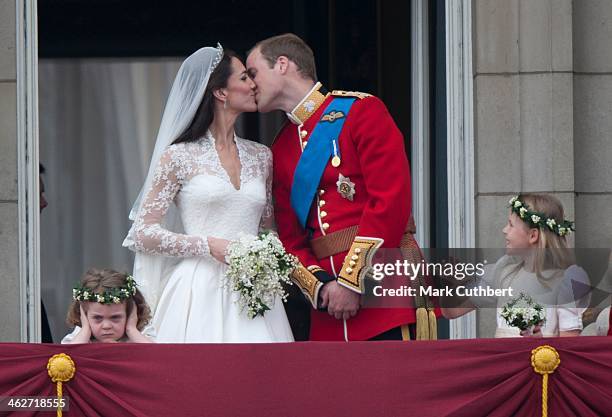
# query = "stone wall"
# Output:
<box><xmin>473</xmin><ymin>0</ymin><xmax>577</xmax><ymax>336</ymax></box>
<box><xmin>0</xmin><ymin>0</ymin><xmax>21</xmax><ymax>341</ymax></box>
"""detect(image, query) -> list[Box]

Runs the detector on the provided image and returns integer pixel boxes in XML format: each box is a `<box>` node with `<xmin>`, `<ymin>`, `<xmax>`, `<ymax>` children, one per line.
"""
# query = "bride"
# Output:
<box><xmin>123</xmin><ymin>45</ymin><xmax>294</xmax><ymax>342</ymax></box>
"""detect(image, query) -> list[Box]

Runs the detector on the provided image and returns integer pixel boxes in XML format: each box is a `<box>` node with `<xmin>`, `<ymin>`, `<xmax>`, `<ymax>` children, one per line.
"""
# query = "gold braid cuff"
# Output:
<box><xmin>337</xmin><ymin>236</ymin><xmax>384</xmax><ymax>293</ymax></box>
<box><xmin>290</xmin><ymin>264</ymin><xmax>324</xmax><ymax>309</ymax></box>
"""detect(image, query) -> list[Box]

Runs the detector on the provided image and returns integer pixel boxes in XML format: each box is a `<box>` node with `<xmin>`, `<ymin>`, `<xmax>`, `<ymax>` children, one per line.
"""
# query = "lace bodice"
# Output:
<box><xmin>126</xmin><ymin>131</ymin><xmax>273</xmax><ymax>258</ymax></box>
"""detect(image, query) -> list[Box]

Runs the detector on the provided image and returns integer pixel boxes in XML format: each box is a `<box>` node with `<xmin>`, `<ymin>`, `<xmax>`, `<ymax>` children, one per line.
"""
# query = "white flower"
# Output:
<box><xmin>501</xmin><ymin>293</ymin><xmax>545</xmax><ymax>331</ymax></box>
<box><xmin>546</xmin><ymin>218</ymin><xmax>556</xmax><ymax>229</ymax></box>
<box><xmin>509</xmin><ymin>196</ymin><xmax>518</xmax><ymax>205</ymax></box>
<box><xmin>519</xmin><ymin>207</ymin><xmax>528</xmax><ymax>218</ymax></box>
<box><xmin>96</xmin><ymin>294</ymin><xmax>104</xmax><ymax>303</ymax></box>
<box><xmin>113</xmin><ymin>297</ymin><xmax>121</xmax><ymax>304</ymax></box>
<box><xmin>531</xmin><ymin>215</ymin><xmax>541</xmax><ymax>224</ymax></box>
<box><xmin>224</xmin><ymin>233</ymin><xmax>296</xmax><ymax>319</ymax></box>
<box><xmin>514</xmin><ymin>200</ymin><xmax>522</xmax><ymax>208</ymax></box>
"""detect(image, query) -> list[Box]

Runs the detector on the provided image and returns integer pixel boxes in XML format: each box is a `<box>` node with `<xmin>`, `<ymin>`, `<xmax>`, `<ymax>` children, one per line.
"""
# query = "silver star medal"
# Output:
<box><xmin>303</xmin><ymin>99</ymin><xmax>316</xmax><ymax>113</ymax></box>
<box><xmin>336</xmin><ymin>174</ymin><xmax>355</xmax><ymax>201</ymax></box>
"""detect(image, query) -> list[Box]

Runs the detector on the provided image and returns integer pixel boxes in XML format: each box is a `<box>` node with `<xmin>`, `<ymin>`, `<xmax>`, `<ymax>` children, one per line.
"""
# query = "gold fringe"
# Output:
<box><xmin>416</xmin><ymin>307</ymin><xmax>429</xmax><ymax>340</ymax></box>
<box><xmin>428</xmin><ymin>308</ymin><xmax>438</xmax><ymax>340</ymax></box>
<box><xmin>400</xmin><ymin>324</ymin><xmax>411</xmax><ymax>341</ymax></box>
<box><xmin>416</xmin><ymin>307</ymin><xmax>438</xmax><ymax>340</ymax></box>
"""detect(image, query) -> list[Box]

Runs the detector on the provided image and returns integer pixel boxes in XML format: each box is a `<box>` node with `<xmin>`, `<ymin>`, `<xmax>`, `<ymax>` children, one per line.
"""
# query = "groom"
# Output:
<box><xmin>246</xmin><ymin>33</ymin><xmax>437</xmax><ymax>341</ymax></box>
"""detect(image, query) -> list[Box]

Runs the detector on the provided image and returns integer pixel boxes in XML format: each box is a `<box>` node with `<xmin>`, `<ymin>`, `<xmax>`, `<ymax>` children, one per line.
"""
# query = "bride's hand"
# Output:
<box><xmin>208</xmin><ymin>237</ymin><xmax>230</xmax><ymax>264</ymax></box>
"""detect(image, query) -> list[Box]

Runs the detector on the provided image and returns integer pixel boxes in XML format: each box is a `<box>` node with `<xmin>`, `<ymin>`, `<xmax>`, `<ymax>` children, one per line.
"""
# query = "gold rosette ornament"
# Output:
<box><xmin>47</xmin><ymin>353</ymin><xmax>76</xmax><ymax>417</ymax></box>
<box><xmin>531</xmin><ymin>345</ymin><xmax>560</xmax><ymax>417</ymax></box>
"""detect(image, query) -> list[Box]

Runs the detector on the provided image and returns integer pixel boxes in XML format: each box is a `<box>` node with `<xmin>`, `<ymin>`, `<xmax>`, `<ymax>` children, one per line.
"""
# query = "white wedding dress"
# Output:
<box><xmin>127</xmin><ymin>131</ymin><xmax>294</xmax><ymax>342</ymax></box>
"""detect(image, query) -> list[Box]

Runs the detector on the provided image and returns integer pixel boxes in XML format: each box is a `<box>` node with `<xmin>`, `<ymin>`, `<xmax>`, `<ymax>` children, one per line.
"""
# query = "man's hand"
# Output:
<box><xmin>322</xmin><ymin>281</ymin><xmax>360</xmax><ymax>320</ymax></box>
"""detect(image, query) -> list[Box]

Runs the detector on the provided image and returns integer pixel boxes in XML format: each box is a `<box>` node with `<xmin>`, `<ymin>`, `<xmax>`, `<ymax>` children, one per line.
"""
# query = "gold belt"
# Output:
<box><xmin>310</xmin><ymin>216</ymin><xmax>418</xmax><ymax>260</ymax></box>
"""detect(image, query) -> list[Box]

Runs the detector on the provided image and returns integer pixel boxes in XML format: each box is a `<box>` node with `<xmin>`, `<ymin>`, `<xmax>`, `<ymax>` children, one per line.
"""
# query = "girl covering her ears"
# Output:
<box><xmin>62</xmin><ymin>268</ymin><xmax>155</xmax><ymax>343</ymax></box>
<box><xmin>443</xmin><ymin>193</ymin><xmax>590</xmax><ymax>338</ymax></box>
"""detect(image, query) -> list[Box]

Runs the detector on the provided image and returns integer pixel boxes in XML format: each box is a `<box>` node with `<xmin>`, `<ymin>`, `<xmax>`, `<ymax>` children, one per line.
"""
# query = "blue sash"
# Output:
<box><xmin>290</xmin><ymin>97</ymin><xmax>356</xmax><ymax>228</ymax></box>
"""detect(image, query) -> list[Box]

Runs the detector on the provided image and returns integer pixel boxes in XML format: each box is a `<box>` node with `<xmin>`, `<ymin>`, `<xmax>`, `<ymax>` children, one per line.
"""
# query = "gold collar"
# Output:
<box><xmin>287</xmin><ymin>82</ymin><xmax>329</xmax><ymax>125</ymax></box>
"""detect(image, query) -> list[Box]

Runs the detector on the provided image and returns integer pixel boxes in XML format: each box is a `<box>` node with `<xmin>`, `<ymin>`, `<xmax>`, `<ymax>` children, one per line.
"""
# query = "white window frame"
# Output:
<box><xmin>446</xmin><ymin>0</ymin><xmax>476</xmax><ymax>339</ymax></box>
<box><xmin>18</xmin><ymin>0</ymin><xmax>475</xmax><ymax>342</ymax></box>
<box><xmin>16</xmin><ymin>0</ymin><xmax>41</xmax><ymax>342</ymax></box>
<box><xmin>411</xmin><ymin>0</ymin><xmax>430</xmax><ymax>250</ymax></box>
<box><xmin>412</xmin><ymin>0</ymin><xmax>476</xmax><ymax>339</ymax></box>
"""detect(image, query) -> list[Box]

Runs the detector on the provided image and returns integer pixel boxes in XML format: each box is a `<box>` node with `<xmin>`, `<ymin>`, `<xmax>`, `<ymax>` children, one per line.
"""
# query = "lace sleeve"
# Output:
<box><xmin>131</xmin><ymin>146</ymin><xmax>210</xmax><ymax>258</ymax></box>
<box><xmin>259</xmin><ymin>146</ymin><xmax>275</xmax><ymax>232</ymax></box>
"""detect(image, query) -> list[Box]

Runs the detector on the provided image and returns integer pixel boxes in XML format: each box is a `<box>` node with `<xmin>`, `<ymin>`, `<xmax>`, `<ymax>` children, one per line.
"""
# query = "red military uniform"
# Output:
<box><xmin>273</xmin><ymin>82</ymin><xmax>423</xmax><ymax>341</ymax></box>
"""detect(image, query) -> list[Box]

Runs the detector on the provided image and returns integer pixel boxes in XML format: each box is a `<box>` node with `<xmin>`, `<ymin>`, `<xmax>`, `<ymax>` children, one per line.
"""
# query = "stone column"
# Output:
<box><xmin>0</xmin><ymin>0</ymin><xmax>21</xmax><ymax>341</ymax></box>
<box><xmin>573</xmin><ymin>0</ymin><xmax>612</xmax><ymax>248</ymax></box>
<box><xmin>472</xmin><ymin>0</ymin><xmax>574</xmax><ymax>337</ymax></box>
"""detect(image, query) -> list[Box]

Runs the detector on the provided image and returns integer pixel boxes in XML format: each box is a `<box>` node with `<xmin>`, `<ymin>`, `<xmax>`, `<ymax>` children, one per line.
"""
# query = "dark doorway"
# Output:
<box><xmin>39</xmin><ymin>0</ymin><xmax>449</xmax><ymax>339</ymax></box>
<box><xmin>39</xmin><ymin>0</ymin><xmax>412</xmax><ymax>148</ymax></box>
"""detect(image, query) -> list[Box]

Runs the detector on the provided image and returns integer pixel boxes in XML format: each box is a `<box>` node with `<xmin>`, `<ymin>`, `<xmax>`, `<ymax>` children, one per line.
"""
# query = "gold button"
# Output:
<box><xmin>351</xmin><ymin>255</ymin><xmax>359</xmax><ymax>261</ymax></box>
<box><xmin>320</xmin><ymin>211</ymin><xmax>327</xmax><ymax>218</ymax></box>
<box><xmin>322</xmin><ymin>223</ymin><xmax>329</xmax><ymax>230</ymax></box>
<box><xmin>319</xmin><ymin>200</ymin><xmax>326</xmax><ymax>207</ymax></box>
<box><xmin>349</xmin><ymin>260</ymin><xmax>356</xmax><ymax>267</ymax></box>
<box><xmin>345</xmin><ymin>267</ymin><xmax>353</xmax><ymax>274</ymax></box>
<box><xmin>354</xmin><ymin>248</ymin><xmax>362</xmax><ymax>254</ymax></box>
<box><xmin>319</xmin><ymin>189</ymin><xmax>325</xmax><ymax>196</ymax></box>
<box><xmin>300</xmin><ymin>130</ymin><xmax>308</xmax><ymax>138</ymax></box>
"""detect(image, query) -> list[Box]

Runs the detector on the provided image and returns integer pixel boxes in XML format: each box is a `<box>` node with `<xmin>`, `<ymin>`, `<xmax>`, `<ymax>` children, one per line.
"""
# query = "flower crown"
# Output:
<box><xmin>508</xmin><ymin>196</ymin><xmax>575</xmax><ymax>237</ymax></box>
<box><xmin>72</xmin><ymin>275</ymin><xmax>137</xmax><ymax>304</ymax></box>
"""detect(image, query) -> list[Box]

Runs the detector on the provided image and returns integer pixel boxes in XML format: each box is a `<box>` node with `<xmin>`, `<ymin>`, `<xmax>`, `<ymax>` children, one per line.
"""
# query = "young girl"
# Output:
<box><xmin>62</xmin><ymin>268</ymin><xmax>155</xmax><ymax>343</ymax></box>
<box><xmin>443</xmin><ymin>193</ymin><xmax>589</xmax><ymax>337</ymax></box>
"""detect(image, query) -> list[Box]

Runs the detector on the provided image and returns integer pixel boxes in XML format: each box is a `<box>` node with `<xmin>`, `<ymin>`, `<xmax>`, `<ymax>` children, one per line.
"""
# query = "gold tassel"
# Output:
<box><xmin>531</xmin><ymin>345</ymin><xmax>560</xmax><ymax>417</ymax></box>
<box><xmin>428</xmin><ymin>308</ymin><xmax>438</xmax><ymax>340</ymax></box>
<box><xmin>416</xmin><ymin>307</ymin><xmax>430</xmax><ymax>340</ymax></box>
<box><xmin>47</xmin><ymin>353</ymin><xmax>76</xmax><ymax>417</ymax></box>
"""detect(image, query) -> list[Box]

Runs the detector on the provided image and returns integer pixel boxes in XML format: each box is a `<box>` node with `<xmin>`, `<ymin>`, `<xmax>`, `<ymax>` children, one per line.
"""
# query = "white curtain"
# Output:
<box><xmin>39</xmin><ymin>58</ymin><xmax>183</xmax><ymax>340</ymax></box>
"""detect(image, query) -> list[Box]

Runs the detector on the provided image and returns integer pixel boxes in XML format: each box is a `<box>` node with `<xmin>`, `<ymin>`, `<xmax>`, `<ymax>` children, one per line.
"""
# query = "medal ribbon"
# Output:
<box><xmin>290</xmin><ymin>97</ymin><xmax>356</xmax><ymax>228</ymax></box>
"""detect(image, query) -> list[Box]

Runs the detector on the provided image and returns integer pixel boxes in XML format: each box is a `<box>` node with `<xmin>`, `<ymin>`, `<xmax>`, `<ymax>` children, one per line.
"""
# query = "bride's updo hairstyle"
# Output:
<box><xmin>172</xmin><ymin>50</ymin><xmax>238</xmax><ymax>145</ymax></box>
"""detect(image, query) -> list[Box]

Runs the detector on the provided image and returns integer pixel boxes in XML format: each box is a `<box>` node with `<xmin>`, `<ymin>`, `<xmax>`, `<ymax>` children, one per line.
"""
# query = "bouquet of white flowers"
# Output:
<box><xmin>500</xmin><ymin>293</ymin><xmax>545</xmax><ymax>332</ymax></box>
<box><xmin>225</xmin><ymin>232</ymin><xmax>298</xmax><ymax>319</ymax></box>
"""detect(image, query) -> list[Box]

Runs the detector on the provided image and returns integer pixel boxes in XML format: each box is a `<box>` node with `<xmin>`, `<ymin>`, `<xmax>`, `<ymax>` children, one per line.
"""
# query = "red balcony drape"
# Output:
<box><xmin>1</xmin><ymin>337</ymin><xmax>611</xmax><ymax>417</ymax></box>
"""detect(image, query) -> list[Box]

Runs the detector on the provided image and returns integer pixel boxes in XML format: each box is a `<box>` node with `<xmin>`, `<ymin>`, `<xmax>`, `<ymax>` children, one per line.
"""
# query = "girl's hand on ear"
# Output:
<box><xmin>68</xmin><ymin>304</ymin><xmax>92</xmax><ymax>343</ymax></box>
<box><xmin>79</xmin><ymin>304</ymin><xmax>90</xmax><ymax>331</ymax></box>
<box><xmin>125</xmin><ymin>301</ymin><xmax>153</xmax><ymax>343</ymax></box>
<box><xmin>126</xmin><ymin>300</ymin><xmax>139</xmax><ymax>331</ymax></box>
